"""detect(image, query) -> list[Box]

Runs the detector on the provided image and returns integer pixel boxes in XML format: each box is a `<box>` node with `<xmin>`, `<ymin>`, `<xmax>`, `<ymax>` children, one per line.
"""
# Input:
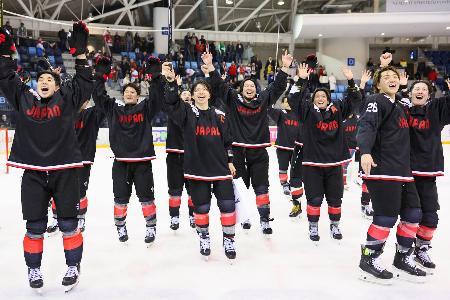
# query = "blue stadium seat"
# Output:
<box><xmin>31</xmin><ymin>79</ymin><xmax>37</xmax><ymax>90</ymax></box>
<box><xmin>336</xmin><ymin>85</ymin><xmax>345</xmax><ymax>93</ymax></box>
<box><xmin>28</xmin><ymin>47</ymin><xmax>36</xmax><ymax>56</ymax></box>
<box><xmin>46</xmin><ymin>48</ymin><xmax>54</xmax><ymax>56</ymax></box>
<box><xmin>18</xmin><ymin>46</ymin><xmax>27</xmax><ymax>55</ymax></box>
<box><xmin>128</xmin><ymin>52</ymin><xmax>136</xmax><ymax>60</ymax></box>
<box><xmin>336</xmin><ymin>92</ymin><xmax>344</xmax><ymax>99</ymax></box>
<box><xmin>55</xmin><ymin>56</ymin><xmax>64</xmax><ymax>65</ymax></box>
<box><xmin>121</xmin><ymin>51</ymin><xmax>128</xmax><ymax>57</ymax></box>
<box><xmin>48</xmin><ymin>56</ymin><xmax>55</xmax><ymax>64</ymax></box>
<box><xmin>331</xmin><ymin>93</ymin><xmax>337</xmax><ymax>100</ymax></box>
<box><xmin>36</xmin><ymin>47</ymin><xmax>44</xmax><ymax>57</ymax></box>
<box><xmin>191</xmin><ymin>61</ymin><xmax>198</xmax><ymax>69</ymax></box>
<box><xmin>55</xmin><ymin>48</ymin><xmax>62</xmax><ymax>56</ymax></box>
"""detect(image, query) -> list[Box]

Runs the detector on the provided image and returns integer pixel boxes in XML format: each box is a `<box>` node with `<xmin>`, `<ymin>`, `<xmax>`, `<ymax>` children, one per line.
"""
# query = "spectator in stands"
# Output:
<box><xmin>134</xmin><ymin>33</ymin><xmax>141</xmax><ymax>53</ymax></box>
<box><xmin>228</xmin><ymin>61</ymin><xmax>237</xmax><ymax>83</ymax></box>
<box><xmin>125</xmin><ymin>31</ymin><xmax>133</xmax><ymax>52</ymax></box>
<box><xmin>200</xmin><ymin>35</ymin><xmax>206</xmax><ymax>46</ymax></box>
<box><xmin>218</xmin><ymin>41</ymin><xmax>226</xmax><ymax>63</ymax></box>
<box><xmin>146</xmin><ymin>33</ymin><xmax>154</xmax><ymax>54</ymax></box>
<box><xmin>184</xmin><ymin>32</ymin><xmax>192</xmax><ymax>62</ymax></box>
<box><xmin>220</xmin><ymin>61</ymin><xmax>227</xmax><ymax>76</ymax></box>
<box><xmin>328</xmin><ymin>72</ymin><xmax>337</xmax><ymax>93</ymax></box>
<box><xmin>264</xmin><ymin>56</ymin><xmax>275</xmax><ymax>80</ymax></box>
<box><xmin>58</xmin><ymin>28</ymin><xmax>67</xmax><ymax>52</ymax></box>
<box><xmin>319</xmin><ymin>69</ymin><xmax>329</xmax><ymax>89</ymax></box>
<box><xmin>17</xmin><ymin>22</ymin><xmax>27</xmax><ymax>46</ymax></box>
<box><xmin>366</xmin><ymin>57</ymin><xmax>374</xmax><ymax>71</ymax></box>
<box><xmin>120</xmin><ymin>56</ymin><xmax>131</xmax><ymax>78</ymax></box>
<box><xmin>4</xmin><ymin>21</ymin><xmax>13</xmax><ymax>35</ymax></box>
<box><xmin>130</xmin><ymin>67</ymin><xmax>139</xmax><ymax>83</ymax></box>
<box><xmin>195</xmin><ymin>36</ymin><xmax>205</xmax><ymax>67</ymax></box>
<box><xmin>103</xmin><ymin>29</ymin><xmax>113</xmax><ymax>57</ymax></box>
<box><xmin>112</xmin><ymin>32</ymin><xmax>121</xmax><ymax>54</ymax></box>
<box><xmin>428</xmin><ymin>68</ymin><xmax>438</xmax><ymax>84</ymax></box>
<box><xmin>0</xmin><ymin>114</ymin><xmax>10</xmax><ymax>128</ymax></box>
<box><xmin>236</xmin><ymin>41</ymin><xmax>244</xmax><ymax>64</ymax></box>
<box><xmin>35</xmin><ymin>37</ymin><xmax>45</xmax><ymax>56</ymax></box>
<box><xmin>209</xmin><ymin>41</ymin><xmax>217</xmax><ymax>62</ymax></box>
<box><xmin>190</xmin><ymin>33</ymin><xmax>198</xmax><ymax>63</ymax></box>
<box><xmin>399</xmin><ymin>58</ymin><xmax>407</xmax><ymax>68</ymax></box>
<box><xmin>177</xmin><ymin>53</ymin><xmax>186</xmax><ymax>77</ymax></box>
<box><xmin>140</xmin><ymin>77</ymin><xmax>150</xmax><ymax>96</ymax></box>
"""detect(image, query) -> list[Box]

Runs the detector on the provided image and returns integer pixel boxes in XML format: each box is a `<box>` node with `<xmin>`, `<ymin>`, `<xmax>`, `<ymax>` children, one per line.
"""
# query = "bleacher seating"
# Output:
<box><xmin>424</xmin><ymin>50</ymin><xmax>450</xmax><ymax>74</ymax></box>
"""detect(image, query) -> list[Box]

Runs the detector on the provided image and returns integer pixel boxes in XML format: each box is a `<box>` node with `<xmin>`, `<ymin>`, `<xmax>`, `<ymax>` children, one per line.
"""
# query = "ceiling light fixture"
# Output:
<box><xmin>380</xmin><ymin>32</ymin><xmax>385</xmax><ymax>36</ymax></box>
<box><xmin>225</xmin><ymin>0</ymin><xmax>233</xmax><ymax>5</ymax></box>
<box><xmin>318</xmin><ymin>33</ymin><xmax>323</xmax><ymax>37</ymax></box>
<box><xmin>277</xmin><ymin>0</ymin><xmax>285</xmax><ymax>5</ymax></box>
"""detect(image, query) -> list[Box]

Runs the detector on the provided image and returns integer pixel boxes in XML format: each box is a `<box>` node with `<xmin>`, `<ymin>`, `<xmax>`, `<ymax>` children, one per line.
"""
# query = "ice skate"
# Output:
<box><xmin>28</xmin><ymin>267</ymin><xmax>43</xmax><ymax>293</ymax></box>
<box><xmin>62</xmin><ymin>264</ymin><xmax>80</xmax><ymax>293</ymax></box>
<box><xmin>415</xmin><ymin>244</ymin><xmax>436</xmax><ymax>274</ymax></box>
<box><xmin>199</xmin><ymin>233</ymin><xmax>211</xmax><ymax>260</ymax></box>
<box><xmin>78</xmin><ymin>218</ymin><xmax>86</xmax><ymax>232</ymax></box>
<box><xmin>260</xmin><ymin>217</ymin><xmax>273</xmax><ymax>237</ymax></box>
<box><xmin>170</xmin><ymin>216</ymin><xmax>180</xmax><ymax>231</ymax></box>
<box><xmin>189</xmin><ymin>215</ymin><xmax>195</xmax><ymax>228</ymax></box>
<box><xmin>282</xmin><ymin>182</ymin><xmax>291</xmax><ymax>197</ymax></box>
<box><xmin>289</xmin><ymin>200</ymin><xmax>302</xmax><ymax>219</ymax></box>
<box><xmin>223</xmin><ymin>236</ymin><xmax>236</xmax><ymax>262</ymax></box>
<box><xmin>145</xmin><ymin>226</ymin><xmax>156</xmax><ymax>247</ymax></box>
<box><xmin>116</xmin><ymin>225</ymin><xmax>128</xmax><ymax>244</ymax></box>
<box><xmin>330</xmin><ymin>222</ymin><xmax>343</xmax><ymax>241</ymax></box>
<box><xmin>361</xmin><ymin>204</ymin><xmax>374</xmax><ymax>220</ymax></box>
<box><xmin>393</xmin><ymin>244</ymin><xmax>427</xmax><ymax>283</ymax></box>
<box><xmin>309</xmin><ymin>222</ymin><xmax>320</xmax><ymax>244</ymax></box>
<box><xmin>241</xmin><ymin>219</ymin><xmax>251</xmax><ymax>233</ymax></box>
<box><xmin>359</xmin><ymin>246</ymin><xmax>393</xmax><ymax>285</ymax></box>
<box><xmin>46</xmin><ymin>218</ymin><xmax>59</xmax><ymax>236</ymax></box>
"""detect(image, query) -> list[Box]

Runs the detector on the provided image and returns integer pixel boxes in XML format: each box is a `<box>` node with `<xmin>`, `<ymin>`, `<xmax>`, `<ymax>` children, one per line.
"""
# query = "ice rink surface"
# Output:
<box><xmin>0</xmin><ymin>146</ymin><xmax>449</xmax><ymax>300</ymax></box>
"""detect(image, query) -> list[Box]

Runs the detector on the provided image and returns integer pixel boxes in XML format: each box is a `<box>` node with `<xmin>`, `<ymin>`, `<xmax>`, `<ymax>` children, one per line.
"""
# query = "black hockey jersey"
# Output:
<box><xmin>208</xmin><ymin>70</ymin><xmax>288</xmax><ymax>148</ymax></box>
<box><xmin>268</xmin><ymin>105</ymin><xmax>299</xmax><ymax>151</ymax></box>
<box><xmin>164</xmin><ymin>82</ymin><xmax>233</xmax><ymax>181</ymax></box>
<box><xmin>407</xmin><ymin>96</ymin><xmax>450</xmax><ymax>177</ymax></box>
<box><xmin>343</xmin><ymin>114</ymin><xmax>358</xmax><ymax>150</ymax></box>
<box><xmin>92</xmin><ymin>78</ymin><xmax>163</xmax><ymax>162</ymax></box>
<box><xmin>0</xmin><ymin>57</ymin><xmax>93</xmax><ymax>171</ymax></box>
<box><xmin>357</xmin><ymin>93</ymin><xmax>413</xmax><ymax>182</ymax></box>
<box><xmin>165</xmin><ymin>118</ymin><xmax>184</xmax><ymax>153</ymax></box>
<box><xmin>292</xmin><ymin>78</ymin><xmax>361</xmax><ymax>167</ymax></box>
<box><xmin>75</xmin><ymin>106</ymin><xmax>104</xmax><ymax>164</ymax></box>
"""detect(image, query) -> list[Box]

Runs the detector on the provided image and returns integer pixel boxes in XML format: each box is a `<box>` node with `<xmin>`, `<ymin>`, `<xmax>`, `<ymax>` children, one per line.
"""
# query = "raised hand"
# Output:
<box><xmin>380</xmin><ymin>52</ymin><xmax>392</xmax><ymax>67</ymax></box>
<box><xmin>176</xmin><ymin>75</ymin><xmax>182</xmax><ymax>86</ymax></box>
<box><xmin>446</xmin><ymin>79</ymin><xmax>450</xmax><ymax>90</ymax></box>
<box><xmin>161</xmin><ymin>62</ymin><xmax>175</xmax><ymax>82</ymax></box>
<box><xmin>68</xmin><ymin>21</ymin><xmax>89</xmax><ymax>57</ymax></box>
<box><xmin>94</xmin><ymin>56</ymin><xmax>111</xmax><ymax>81</ymax></box>
<box><xmin>281</xmin><ymin>50</ymin><xmax>294</xmax><ymax>68</ymax></box>
<box><xmin>201</xmin><ymin>51</ymin><xmax>213</xmax><ymax>66</ymax></box>
<box><xmin>399</xmin><ymin>71</ymin><xmax>409</xmax><ymax>86</ymax></box>
<box><xmin>200</xmin><ymin>64</ymin><xmax>210</xmax><ymax>76</ymax></box>
<box><xmin>360</xmin><ymin>70</ymin><xmax>371</xmax><ymax>86</ymax></box>
<box><xmin>342</xmin><ymin>66</ymin><xmax>354</xmax><ymax>80</ymax></box>
<box><xmin>297</xmin><ymin>63</ymin><xmax>310</xmax><ymax>80</ymax></box>
<box><xmin>0</xmin><ymin>27</ymin><xmax>16</xmax><ymax>57</ymax></box>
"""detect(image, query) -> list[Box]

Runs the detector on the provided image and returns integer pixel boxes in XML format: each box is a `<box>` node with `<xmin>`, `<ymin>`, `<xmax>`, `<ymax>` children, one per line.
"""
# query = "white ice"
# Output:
<box><xmin>0</xmin><ymin>146</ymin><xmax>449</xmax><ymax>300</ymax></box>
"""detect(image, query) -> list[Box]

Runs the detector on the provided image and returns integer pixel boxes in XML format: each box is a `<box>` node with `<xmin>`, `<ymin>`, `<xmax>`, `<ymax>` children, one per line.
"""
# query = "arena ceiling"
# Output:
<box><xmin>3</xmin><ymin>0</ymin><xmax>378</xmax><ymax>33</ymax></box>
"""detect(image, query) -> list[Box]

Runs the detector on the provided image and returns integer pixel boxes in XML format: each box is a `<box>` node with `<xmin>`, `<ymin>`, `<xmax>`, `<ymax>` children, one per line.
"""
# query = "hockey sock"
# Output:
<box><xmin>328</xmin><ymin>205</ymin><xmax>341</xmax><ymax>222</ymax></box>
<box><xmin>361</xmin><ymin>183</ymin><xmax>371</xmax><ymax>206</ymax></box>
<box><xmin>59</xmin><ymin>218</ymin><xmax>83</xmax><ymax>266</ymax></box>
<box><xmin>78</xmin><ymin>197</ymin><xmax>88</xmax><ymax>218</ymax></box>
<box><xmin>168</xmin><ymin>196</ymin><xmax>181</xmax><ymax>217</ymax></box>
<box><xmin>188</xmin><ymin>196</ymin><xmax>194</xmax><ymax>216</ymax></box>
<box><xmin>365</xmin><ymin>215</ymin><xmax>397</xmax><ymax>251</ymax></box>
<box><xmin>279</xmin><ymin>171</ymin><xmax>288</xmax><ymax>185</ymax></box>
<box><xmin>396</xmin><ymin>208</ymin><xmax>421</xmax><ymax>249</ymax></box>
<box><xmin>141</xmin><ymin>200</ymin><xmax>157</xmax><ymax>227</ymax></box>
<box><xmin>114</xmin><ymin>202</ymin><xmax>128</xmax><ymax>227</ymax></box>
<box><xmin>221</xmin><ymin>212</ymin><xmax>236</xmax><ymax>238</ymax></box>
<box><xmin>194</xmin><ymin>213</ymin><xmax>209</xmax><ymax>234</ymax></box>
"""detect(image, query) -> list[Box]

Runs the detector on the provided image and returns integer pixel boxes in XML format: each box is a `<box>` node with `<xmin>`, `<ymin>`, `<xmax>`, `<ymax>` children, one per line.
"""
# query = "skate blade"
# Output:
<box><xmin>64</xmin><ymin>280</ymin><xmax>79</xmax><ymax>293</ymax></box>
<box><xmin>201</xmin><ymin>255</ymin><xmax>209</xmax><ymax>262</ymax></box>
<box><xmin>33</xmin><ymin>288</ymin><xmax>44</xmax><ymax>295</ymax></box>
<box><xmin>310</xmin><ymin>239</ymin><xmax>320</xmax><ymax>246</ymax></box>
<box><xmin>227</xmin><ymin>258</ymin><xmax>236</xmax><ymax>265</ymax></box>
<box><xmin>393</xmin><ymin>267</ymin><xmax>427</xmax><ymax>284</ymax></box>
<box><xmin>262</xmin><ymin>233</ymin><xmax>272</xmax><ymax>240</ymax></box>
<box><xmin>358</xmin><ymin>270</ymin><xmax>393</xmax><ymax>285</ymax></box>
<box><xmin>146</xmin><ymin>242</ymin><xmax>155</xmax><ymax>248</ymax></box>
<box><xmin>361</xmin><ymin>212</ymin><xmax>373</xmax><ymax>220</ymax></box>
<box><xmin>46</xmin><ymin>230</ymin><xmax>60</xmax><ymax>237</ymax></box>
<box><xmin>119</xmin><ymin>241</ymin><xmax>129</xmax><ymax>246</ymax></box>
<box><xmin>242</xmin><ymin>228</ymin><xmax>250</xmax><ymax>235</ymax></box>
<box><xmin>289</xmin><ymin>215</ymin><xmax>302</xmax><ymax>222</ymax></box>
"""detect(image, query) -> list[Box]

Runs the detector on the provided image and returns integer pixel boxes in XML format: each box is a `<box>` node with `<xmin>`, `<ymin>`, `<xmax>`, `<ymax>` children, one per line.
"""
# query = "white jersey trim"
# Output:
<box><xmin>7</xmin><ymin>161</ymin><xmax>84</xmax><ymax>171</ymax></box>
<box><xmin>274</xmin><ymin>145</ymin><xmax>294</xmax><ymax>151</ymax></box>
<box><xmin>362</xmin><ymin>174</ymin><xmax>415</xmax><ymax>182</ymax></box>
<box><xmin>115</xmin><ymin>156</ymin><xmax>156</xmax><ymax>162</ymax></box>
<box><xmin>166</xmin><ymin>148</ymin><xmax>185</xmax><ymax>154</ymax></box>
<box><xmin>232</xmin><ymin>142</ymin><xmax>272</xmax><ymax>148</ymax></box>
<box><xmin>302</xmin><ymin>158</ymin><xmax>352</xmax><ymax>167</ymax></box>
<box><xmin>412</xmin><ymin>170</ymin><xmax>444</xmax><ymax>177</ymax></box>
<box><xmin>184</xmin><ymin>173</ymin><xmax>233</xmax><ymax>181</ymax></box>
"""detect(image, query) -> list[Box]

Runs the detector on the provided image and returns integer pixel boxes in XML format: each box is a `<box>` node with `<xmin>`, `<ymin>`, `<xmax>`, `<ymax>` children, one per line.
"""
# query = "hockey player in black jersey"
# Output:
<box><xmin>0</xmin><ymin>22</ymin><xmax>92</xmax><ymax>292</ymax></box>
<box><xmin>357</xmin><ymin>66</ymin><xmax>426</xmax><ymax>284</ymax></box>
<box><xmin>92</xmin><ymin>56</ymin><xmax>164</xmax><ymax>246</ymax></box>
<box><xmin>403</xmin><ymin>79</ymin><xmax>450</xmax><ymax>272</ymax></box>
<box><xmin>292</xmin><ymin>63</ymin><xmax>361</xmax><ymax>242</ymax></box>
<box><xmin>203</xmin><ymin>51</ymin><xmax>292</xmax><ymax>235</ymax></box>
<box><xmin>165</xmin><ymin>75</ymin><xmax>194</xmax><ymax>230</ymax></box>
<box><xmin>163</xmin><ymin>65</ymin><xmax>237</xmax><ymax>260</ymax></box>
<box><xmin>269</xmin><ymin>96</ymin><xmax>299</xmax><ymax>198</ymax></box>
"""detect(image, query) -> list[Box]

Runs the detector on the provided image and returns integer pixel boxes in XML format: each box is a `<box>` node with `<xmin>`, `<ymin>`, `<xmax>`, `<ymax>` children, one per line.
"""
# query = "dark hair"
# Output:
<box><xmin>122</xmin><ymin>82</ymin><xmax>141</xmax><ymax>95</ymax></box>
<box><xmin>311</xmin><ymin>87</ymin><xmax>331</xmax><ymax>104</ymax></box>
<box><xmin>239</xmin><ymin>78</ymin><xmax>259</xmax><ymax>95</ymax></box>
<box><xmin>373</xmin><ymin>66</ymin><xmax>399</xmax><ymax>93</ymax></box>
<box><xmin>191</xmin><ymin>80</ymin><xmax>212</xmax><ymax>98</ymax></box>
<box><xmin>37</xmin><ymin>70</ymin><xmax>61</xmax><ymax>86</ymax></box>
<box><xmin>409</xmin><ymin>80</ymin><xmax>433</xmax><ymax>94</ymax></box>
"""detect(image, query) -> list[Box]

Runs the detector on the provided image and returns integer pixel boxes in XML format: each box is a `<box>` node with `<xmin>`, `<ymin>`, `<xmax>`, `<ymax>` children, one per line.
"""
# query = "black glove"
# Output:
<box><xmin>68</xmin><ymin>21</ymin><xmax>89</xmax><ymax>57</ymax></box>
<box><xmin>94</xmin><ymin>55</ymin><xmax>111</xmax><ymax>81</ymax></box>
<box><xmin>0</xmin><ymin>27</ymin><xmax>16</xmax><ymax>56</ymax></box>
<box><xmin>144</xmin><ymin>56</ymin><xmax>161</xmax><ymax>79</ymax></box>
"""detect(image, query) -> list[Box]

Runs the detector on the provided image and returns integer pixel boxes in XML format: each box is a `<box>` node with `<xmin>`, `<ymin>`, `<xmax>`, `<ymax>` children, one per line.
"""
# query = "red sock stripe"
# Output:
<box><xmin>397</xmin><ymin>221</ymin><xmax>419</xmax><ymax>239</ymax></box>
<box><xmin>169</xmin><ymin>196</ymin><xmax>181</xmax><ymax>208</ymax></box>
<box><xmin>142</xmin><ymin>203</ymin><xmax>156</xmax><ymax>217</ymax></box>
<box><xmin>63</xmin><ymin>232</ymin><xmax>83</xmax><ymax>251</ymax></box>
<box><xmin>51</xmin><ymin>198</ymin><xmax>56</xmax><ymax>210</ymax></box>
<box><xmin>307</xmin><ymin>205</ymin><xmax>320</xmax><ymax>216</ymax></box>
<box><xmin>328</xmin><ymin>206</ymin><xmax>341</xmax><ymax>214</ymax></box>
<box><xmin>368</xmin><ymin>224</ymin><xmax>390</xmax><ymax>240</ymax></box>
<box><xmin>417</xmin><ymin>225</ymin><xmax>436</xmax><ymax>240</ymax></box>
<box><xmin>79</xmin><ymin>197</ymin><xmax>88</xmax><ymax>210</ymax></box>
<box><xmin>69</xmin><ymin>47</ymin><xmax>76</xmax><ymax>55</ymax></box>
<box><xmin>291</xmin><ymin>187</ymin><xmax>304</xmax><ymax>196</ymax></box>
<box><xmin>220</xmin><ymin>212</ymin><xmax>236</xmax><ymax>226</ymax></box>
<box><xmin>256</xmin><ymin>194</ymin><xmax>270</xmax><ymax>206</ymax></box>
<box><xmin>279</xmin><ymin>173</ymin><xmax>288</xmax><ymax>183</ymax></box>
<box><xmin>362</xmin><ymin>183</ymin><xmax>368</xmax><ymax>193</ymax></box>
<box><xmin>194</xmin><ymin>213</ymin><xmax>209</xmax><ymax>226</ymax></box>
<box><xmin>188</xmin><ymin>197</ymin><xmax>193</xmax><ymax>207</ymax></box>
<box><xmin>114</xmin><ymin>205</ymin><xmax>127</xmax><ymax>218</ymax></box>
<box><xmin>23</xmin><ymin>236</ymin><xmax>43</xmax><ymax>254</ymax></box>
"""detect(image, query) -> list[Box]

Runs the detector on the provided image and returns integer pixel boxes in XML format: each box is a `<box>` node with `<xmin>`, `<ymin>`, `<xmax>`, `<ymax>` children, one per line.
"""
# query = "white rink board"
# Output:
<box><xmin>0</xmin><ymin>146</ymin><xmax>449</xmax><ymax>299</ymax></box>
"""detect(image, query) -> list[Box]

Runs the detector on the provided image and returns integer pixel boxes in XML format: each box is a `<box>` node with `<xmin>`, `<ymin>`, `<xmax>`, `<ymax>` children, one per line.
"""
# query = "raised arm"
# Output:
<box><xmin>289</xmin><ymin>63</ymin><xmax>311</xmax><ymax>120</ymax></box>
<box><xmin>201</xmin><ymin>52</ymin><xmax>234</xmax><ymax>108</ymax></box>
<box><xmin>163</xmin><ymin>68</ymin><xmax>188</xmax><ymax>127</ymax></box>
<box><xmin>91</xmin><ymin>56</ymin><xmax>115</xmax><ymax>114</ymax></box>
<box><xmin>0</xmin><ymin>28</ymin><xmax>25</xmax><ymax>110</ymax></box>
<box><xmin>435</xmin><ymin>79</ymin><xmax>450</xmax><ymax>125</ymax></box>
<box><xmin>340</xmin><ymin>67</ymin><xmax>361</xmax><ymax>119</ymax></box>
<box><xmin>261</xmin><ymin>50</ymin><xmax>293</xmax><ymax>106</ymax></box>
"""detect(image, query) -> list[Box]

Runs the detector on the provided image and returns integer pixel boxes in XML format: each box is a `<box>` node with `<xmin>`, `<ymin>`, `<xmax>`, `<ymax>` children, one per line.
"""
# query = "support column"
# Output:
<box><xmin>153</xmin><ymin>7</ymin><xmax>169</xmax><ymax>55</ymax></box>
<box><xmin>316</xmin><ymin>38</ymin><xmax>369</xmax><ymax>80</ymax></box>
